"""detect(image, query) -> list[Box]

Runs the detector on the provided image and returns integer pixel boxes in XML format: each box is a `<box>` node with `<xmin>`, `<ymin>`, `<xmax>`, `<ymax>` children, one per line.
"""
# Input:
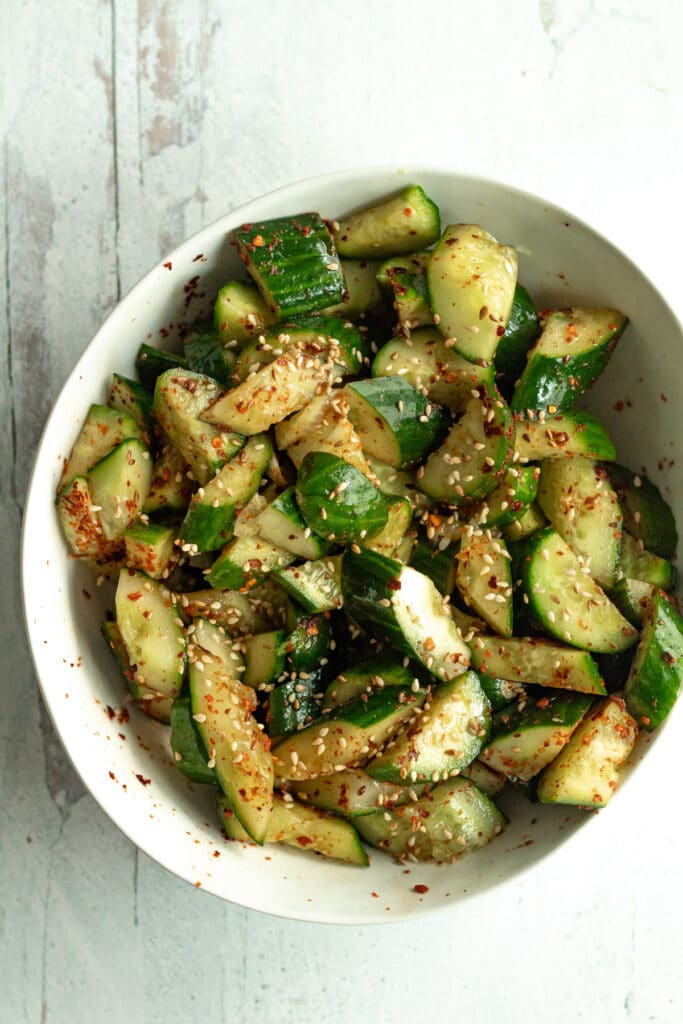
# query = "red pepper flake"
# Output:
<box><xmin>371</xmin><ymin>891</ymin><xmax>379</xmax><ymax>898</ymax></box>
<box><xmin>536</xmin><ymin>697</ymin><xmax>550</xmax><ymax>708</ymax></box>
<box><xmin>82</xmin><ymin>589</ymin><xmax>91</xmax><ymax>600</ymax></box>
<box><xmin>135</xmin><ymin>774</ymin><xmax>151</xmax><ymax>787</ymax></box>
<box><xmin>662</xmin><ymin>651</ymin><xmax>676</xmax><ymax>665</ymax></box>
<box><xmin>192</xmin><ymin>253</ymin><xmax>204</xmax><ymax>262</ymax></box>
<box><xmin>413</xmin><ymin>884</ymin><xmax>429</xmax><ymax>894</ymax></box>
<box><xmin>106</xmin><ymin>705</ymin><xmax>116</xmax><ymax>720</ymax></box>
<box><xmin>404</xmin><ymin>207</ymin><xmax>412</xmax><ymax>216</ymax></box>
<box><xmin>163</xmin><ymin>261</ymin><xmax>172</xmax><ymax>270</ymax></box>
<box><xmin>296</xmin><ymin>836</ymin><xmax>313</xmax><ymax>847</ymax></box>
<box><xmin>661</xmin><ymin>393</ymin><xmax>668</xmax><ymax>402</ymax></box>
<box><xmin>387</xmin><ymin>577</ymin><xmax>402</xmax><ymax>591</ymax></box>
<box><xmin>614</xmin><ymin>400</ymin><xmax>624</xmax><ymax>412</ymax></box>
<box><xmin>108</xmin><ymin>771</ymin><xmax>116</xmax><ymax>781</ymax></box>
<box><xmin>252</xmin><ymin>234</ymin><xmax>265</xmax><ymax>247</ymax></box>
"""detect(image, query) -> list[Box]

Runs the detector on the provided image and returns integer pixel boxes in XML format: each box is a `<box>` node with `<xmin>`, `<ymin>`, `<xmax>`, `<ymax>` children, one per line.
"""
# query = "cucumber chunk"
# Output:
<box><xmin>201</xmin><ymin>348</ymin><xmax>335</xmax><ymax>436</ymax></box>
<box><xmin>235</xmin><ymin>213</ymin><xmax>344</xmax><ymax>318</ymax></box>
<box><xmin>322</xmin><ymin>258</ymin><xmax>384</xmax><ymax>319</ymax></box>
<box><xmin>502</xmin><ymin>501</ymin><xmax>547</xmax><ymax>542</ymax></box>
<box><xmin>427</xmin><ymin>223</ymin><xmax>518</xmax><ymax>362</ymax></box>
<box><xmin>170</xmin><ymin>694</ymin><xmax>216</xmax><ymax>784</ymax></box>
<box><xmin>275</xmin><ymin>557</ymin><xmax>343</xmax><ymax>613</ymax></box>
<box><xmin>108</xmin><ymin>374</ymin><xmax>153</xmax><ymax>439</ymax></box>
<box><xmin>344</xmin><ymin>376</ymin><xmax>449</xmax><ymax>469</ymax></box>
<box><xmin>625</xmin><ymin>590</ymin><xmax>683</xmax><ymax>730</ymax></box>
<box><xmin>243</xmin><ymin>629</ymin><xmax>287</xmax><ymax>690</ymax></box>
<box><xmin>514</xmin><ymin>411</ymin><xmax>616</xmax><ymax>462</ymax></box>
<box><xmin>254</xmin><ymin>487</ymin><xmax>331</xmax><ymax>560</ymax></box>
<box><xmin>57</xmin><ymin>476</ymin><xmax>123</xmax><ymax>561</ymax></box>
<box><xmin>184</xmin><ymin>326</ymin><xmax>236</xmax><ymax>386</ymax></box>
<box><xmin>268</xmin><ymin>675</ymin><xmax>322</xmax><ymax>739</ymax></box>
<box><xmin>272</xmin><ymin>687</ymin><xmax>424</xmax><ymax>781</ymax></box>
<box><xmin>322</xmin><ymin>656</ymin><xmax>422</xmax><ymax>709</ymax></box>
<box><xmin>494</xmin><ymin>284</ymin><xmax>540</xmax><ymax>391</ymax></box>
<box><xmin>295</xmin><ymin>451</ymin><xmax>388</xmax><ymax>544</ymax></box>
<box><xmin>619</xmin><ymin>532</ymin><xmax>676</xmax><ymax>591</ymax></box>
<box><xmin>189</xmin><ymin>656</ymin><xmax>273</xmax><ymax>843</ymax></box>
<box><xmin>355</xmin><ymin>777</ymin><xmax>505</xmax><ymax>862</ymax></box>
<box><xmin>342</xmin><ymin>547</ymin><xmax>471</xmax><ymax>682</ymax></box>
<box><xmin>275</xmin><ymin>391</ymin><xmax>373</xmax><ymax>479</ymax></box>
<box><xmin>101</xmin><ymin>620</ymin><xmax>174</xmax><ymax>722</ymax></box>
<box><xmin>218</xmin><ymin>793</ymin><xmax>369</xmax><ymax>866</ymax></box>
<box><xmin>289</xmin><ymin>769</ymin><xmax>424</xmax><ymax>817</ymax></box>
<box><xmin>456</xmin><ymin>531</ymin><xmax>513</xmax><ymax>637</ymax></box>
<box><xmin>470</xmin><ymin>634</ymin><xmax>606</xmax><ymax>694</ymax></box>
<box><xmin>178</xmin><ymin>585</ymin><xmax>282</xmax><ymax>637</ymax></box>
<box><xmin>472</xmin><ymin>466</ymin><xmax>539</xmax><ymax>528</ymax></box>
<box><xmin>377</xmin><ymin>251</ymin><xmax>432</xmax><ymax>329</ymax></box>
<box><xmin>88</xmin><ymin>438</ymin><xmax>154</xmax><ymax>541</ymax></box>
<box><xmin>537</xmin><ymin>696</ymin><xmax>638</xmax><ymax>807</ymax></box>
<box><xmin>419</xmin><ymin>385</ymin><xmax>514</xmax><ymax>504</ymax></box>
<box><xmin>372</xmin><ymin>326</ymin><xmax>496</xmax><ymax>413</ymax></box>
<box><xmin>409</xmin><ymin>537</ymin><xmax>458</xmax><ymax>597</ymax></box>
<box><xmin>179</xmin><ymin>433</ymin><xmax>272</xmax><ymax>553</ymax></box>
<box><xmin>153</xmin><ymin>369</ymin><xmax>245</xmax><ymax>485</ymax></box>
<box><xmin>481</xmin><ymin>690</ymin><xmax>593</xmax><ymax>782</ymax></box>
<box><xmin>59</xmin><ymin>403</ymin><xmax>143</xmax><ymax>490</ymax></box>
<box><xmin>607</xmin><ymin>464</ymin><xmax>678</xmax><ymax>560</ymax></box>
<box><xmin>511</xmin><ymin>307</ymin><xmax>627</xmax><ymax>413</ymax></box>
<box><xmin>214</xmin><ymin>279</ymin><xmax>277</xmax><ymax>345</ymax></box>
<box><xmin>519</xmin><ymin>528</ymin><xmax>638</xmax><ymax>653</ymax></box>
<box><xmin>362</xmin><ymin>495</ymin><xmax>413</xmax><ymax>558</ymax></box>
<box><xmin>123</xmin><ymin>522</ymin><xmax>176</xmax><ymax>579</ymax></box>
<box><xmin>143</xmin><ymin>444</ymin><xmax>195</xmax><ymax>515</ymax></box>
<box><xmin>368</xmin><ymin>671</ymin><xmax>491</xmax><ymax>784</ymax></box>
<box><xmin>207</xmin><ymin>535</ymin><xmax>294</xmax><ymax>591</ymax></box>
<box><xmin>135</xmin><ymin>344</ymin><xmax>188</xmax><ymax>390</ymax></box>
<box><xmin>536</xmin><ymin>456</ymin><xmax>622</xmax><ymax>589</ymax></box>
<box><xmin>333</xmin><ymin>185</ymin><xmax>440</xmax><ymax>258</ymax></box>
<box><xmin>115</xmin><ymin>568</ymin><xmax>186</xmax><ymax>703</ymax></box>
<box><xmin>610</xmin><ymin>578</ymin><xmax>655</xmax><ymax>628</ymax></box>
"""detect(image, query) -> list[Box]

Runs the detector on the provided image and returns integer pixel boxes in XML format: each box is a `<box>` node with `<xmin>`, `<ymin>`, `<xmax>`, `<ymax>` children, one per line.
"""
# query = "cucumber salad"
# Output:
<box><xmin>57</xmin><ymin>185</ymin><xmax>683</xmax><ymax>869</ymax></box>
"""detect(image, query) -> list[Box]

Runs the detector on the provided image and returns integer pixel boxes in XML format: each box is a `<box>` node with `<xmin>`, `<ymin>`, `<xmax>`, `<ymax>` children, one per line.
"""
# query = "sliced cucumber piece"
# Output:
<box><xmin>477</xmin><ymin>672</ymin><xmax>525</xmax><ymax>712</ymax></box>
<box><xmin>235</xmin><ymin>213</ymin><xmax>344</xmax><ymax>317</ymax></box>
<box><xmin>625</xmin><ymin>589</ymin><xmax>683</xmax><ymax>730</ymax></box>
<box><xmin>153</xmin><ymin>369</ymin><xmax>245</xmax><ymax>485</ymax></box>
<box><xmin>178</xmin><ymin>586</ymin><xmax>280</xmax><ymax>636</ymax></box>
<box><xmin>511</xmin><ymin>307</ymin><xmax>627</xmax><ymax>413</ymax></box>
<box><xmin>143</xmin><ymin>444</ymin><xmax>195</xmax><ymax>515</ymax></box>
<box><xmin>218</xmin><ymin>792</ymin><xmax>369</xmax><ymax>865</ymax></box>
<box><xmin>519</xmin><ymin>528</ymin><xmax>638</xmax><ymax>653</ymax></box>
<box><xmin>610</xmin><ymin>578</ymin><xmax>655</xmax><ymax>628</ymax></box>
<box><xmin>322</xmin><ymin>257</ymin><xmax>384</xmax><ymax>319</ymax></box>
<box><xmin>342</xmin><ymin>547</ymin><xmax>471</xmax><ymax>681</ymax></box>
<box><xmin>481</xmin><ymin>690</ymin><xmax>593</xmax><ymax>782</ymax></box>
<box><xmin>275</xmin><ymin>558</ymin><xmax>343</xmax><ymax>614</ymax></box>
<box><xmin>233</xmin><ymin>317</ymin><xmax>369</xmax><ymax>382</ymax></box>
<box><xmin>368</xmin><ymin>671</ymin><xmax>491</xmax><ymax>784</ymax></box>
<box><xmin>462</xmin><ymin>759</ymin><xmax>506</xmax><ymax>798</ymax></box>
<box><xmin>295</xmin><ymin>451</ymin><xmax>388</xmax><ymax>544</ymax></box>
<box><xmin>344</xmin><ymin>376</ymin><xmax>448</xmax><ymax>469</ymax></box>
<box><xmin>123</xmin><ymin>522</ymin><xmax>176</xmax><ymax>579</ymax></box>
<box><xmin>419</xmin><ymin>385</ymin><xmax>513</xmax><ymax>504</ymax></box>
<box><xmin>428</xmin><ymin>223</ymin><xmax>518</xmax><ymax>362</ymax></box>
<box><xmin>371</xmin><ymin>326</ymin><xmax>495</xmax><ymax>412</ymax></box>
<box><xmin>272</xmin><ymin>687</ymin><xmax>424</xmax><ymax>781</ymax></box>
<box><xmin>214</xmin><ymin>279</ymin><xmax>277</xmax><ymax>345</ymax></box>
<box><xmin>472</xmin><ymin>466</ymin><xmax>539</xmax><ymax>528</ymax></box>
<box><xmin>289</xmin><ymin>769</ymin><xmax>424</xmax><ymax>817</ymax></box>
<box><xmin>409</xmin><ymin>537</ymin><xmax>458</xmax><ymax>597</ymax></box>
<box><xmin>619</xmin><ymin>532</ymin><xmax>676</xmax><ymax>591</ymax></box>
<box><xmin>207</xmin><ymin>535</ymin><xmax>294</xmax><ymax>591</ymax></box>
<box><xmin>254</xmin><ymin>487</ymin><xmax>331</xmax><ymax>560</ymax></box>
<box><xmin>514</xmin><ymin>411</ymin><xmax>616</xmax><ymax>462</ymax></box>
<box><xmin>333</xmin><ymin>185</ymin><xmax>440</xmax><ymax>258</ymax></box>
<box><xmin>184</xmin><ymin>326</ymin><xmax>236</xmax><ymax>386</ymax></box>
<box><xmin>322</xmin><ymin>655</ymin><xmax>421</xmax><ymax>709</ymax></box>
<box><xmin>101</xmin><ymin>620</ymin><xmax>174</xmax><ymax>722</ymax></box>
<box><xmin>57</xmin><ymin>476</ymin><xmax>123</xmax><ymax>561</ymax></box>
<box><xmin>470</xmin><ymin>634</ymin><xmax>606</xmax><ymax>695</ymax></box>
<box><xmin>502</xmin><ymin>501</ymin><xmax>547</xmax><ymax>542</ymax></box>
<box><xmin>494</xmin><ymin>283</ymin><xmax>540</xmax><ymax>391</ymax></box>
<box><xmin>243</xmin><ymin>629</ymin><xmax>287</xmax><ymax>690</ymax></box>
<box><xmin>191</xmin><ymin>616</ymin><xmax>246</xmax><ymax>676</ymax></box>
<box><xmin>456</xmin><ymin>531</ymin><xmax>513</xmax><ymax>637</ymax></box>
<box><xmin>536</xmin><ymin>456</ymin><xmax>622</xmax><ymax>589</ymax></box>
<box><xmin>170</xmin><ymin>694</ymin><xmax>216</xmax><ymax>784</ymax></box>
<box><xmin>88</xmin><ymin>439</ymin><xmax>153</xmax><ymax>541</ymax></box>
<box><xmin>355</xmin><ymin>777</ymin><xmax>505</xmax><ymax>862</ymax></box>
<box><xmin>607</xmin><ymin>464</ymin><xmax>678</xmax><ymax>560</ymax></box>
<box><xmin>108</xmin><ymin>374</ymin><xmax>153</xmax><ymax>439</ymax></box>
<box><xmin>537</xmin><ymin>696</ymin><xmax>638</xmax><ymax>807</ymax></box>
<box><xmin>275</xmin><ymin>391</ymin><xmax>373</xmax><ymax>479</ymax></box>
<box><xmin>282</xmin><ymin>611</ymin><xmax>334</xmax><ymax>676</ymax></box>
<box><xmin>362</xmin><ymin>495</ymin><xmax>413</xmax><ymax>558</ymax></box>
<box><xmin>377</xmin><ymin>250</ymin><xmax>432</xmax><ymax>329</ymax></box>
<box><xmin>115</xmin><ymin>568</ymin><xmax>185</xmax><ymax>703</ymax></box>
<box><xmin>268</xmin><ymin>675</ymin><xmax>322</xmax><ymax>739</ymax></box>
<box><xmin>179</xmin><ymin>433</ymin><xmax>272</xmax><ymax>553</ymax></box>
<box><xmin>201</xmin><ymin>348</ymin><xmax>334</xmax><ymax>435</ymax></box>
<box><xmin>189</xmin><ymin>655</ymin><xmax>273</xmax><ymax>843</ymax></box>
<box><xmin>59</xmin><ymin>403</ymin><xmax>143</xmax><ymax>490</ymax></box>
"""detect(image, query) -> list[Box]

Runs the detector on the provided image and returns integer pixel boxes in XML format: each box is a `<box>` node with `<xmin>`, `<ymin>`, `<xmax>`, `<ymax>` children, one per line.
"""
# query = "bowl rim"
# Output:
<box><xmin>20</xmin><ymin>164</ymin><xmax>683</xmax><ymax>924</ymax></box>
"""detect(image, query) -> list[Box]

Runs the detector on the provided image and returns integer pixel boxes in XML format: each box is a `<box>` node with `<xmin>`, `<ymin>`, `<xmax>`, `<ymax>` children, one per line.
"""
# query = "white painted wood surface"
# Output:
<box><xmin>2</xmin><ymin>1</ymin><xmax>683</xmax><ymax>1021</ymax></box>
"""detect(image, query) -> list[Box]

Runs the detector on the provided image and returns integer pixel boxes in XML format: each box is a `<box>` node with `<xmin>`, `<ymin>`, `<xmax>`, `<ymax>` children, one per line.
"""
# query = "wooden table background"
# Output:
<box><xmin>2</xmin><ymin>2</ymin><xmax>683</xmax><ymax>1021</ymax></box>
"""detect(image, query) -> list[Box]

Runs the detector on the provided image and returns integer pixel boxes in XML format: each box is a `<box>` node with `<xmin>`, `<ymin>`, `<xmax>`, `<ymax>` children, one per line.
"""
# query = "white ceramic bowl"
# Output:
<box><xmin>22</xmin><ymin>168</ymin><xmax>683</xmax><ymax>923</ymax></box>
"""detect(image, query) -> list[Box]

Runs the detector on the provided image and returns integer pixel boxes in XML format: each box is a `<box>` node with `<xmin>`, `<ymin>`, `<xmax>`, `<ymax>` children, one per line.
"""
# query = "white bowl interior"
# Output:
<box><xmin>22</xmin><ymin>168</ymin><xmax>683</xmax><ymax>923</ymax></box>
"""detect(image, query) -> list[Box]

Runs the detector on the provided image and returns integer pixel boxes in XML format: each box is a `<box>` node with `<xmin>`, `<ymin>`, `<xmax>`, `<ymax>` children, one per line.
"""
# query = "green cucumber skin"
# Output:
<box><xmin>108</xmin><ymin>374</ymin><xmax>154</xmax><ymax>438</ymax></box>
<box><xmin>625</xmin><ymin>590</ymin><xmax>683</xmax><ymax>730</ymax></box>
<box><xmin>341</xmin><ymin>546</ymin><xmax>416</xmax><ymax>655</ymax></box>
<box><xmin>184</xmin><ymin>327</ymin><xmax>236</xmax><ymax>386</ymax></box>
<box><xmin>180</xmin><ymin>501</ymin><xmax>237</xmax><ymax>552</ymax></box>
<box><xmin>321</xmin><ymin>258</ymin><xmax>384</xmax><ymax>319</ymax></box>
<box><xmin>473</xmin><ymin>466</ymin><xmax>539</xmax><ymax>528</ymax></box>
<box><xmin>322</xmin><ymin>656</ymin><xmax>423</xmax><ymax>708</ymax></box>
<box><xmin>235</xmin><ymin>317</ymin><xmax>369</xmax><ymax>382</ymax></box>
<box><xmin>619</xmin><ymin>532</ymin><xmax>676</xmax><ymax>591</ymax></box>
<box><xmin>214</xmin><ymin>280</ymin><xmax>277</xmax><ymax>344</ymax></box>
<box><xmin>494</xmin><ymin>284</ymin><xmax>540</xmax><ymax>390</ymax></box>
<box><xmin>333</xmin><ymin>185</ymin><xmax>441</xmax><ymax>259</ymax></box>
<box><xmin>268</xmin><ymin>676</ymin><xmax>322</xmax><ymax>739</ymax></box>
<box><xmin>410</xmin><ymin>538</ymin><xmax>457</xmax><ymax>596</ymax></box>
<box><xmin>295</xmin><ymin>451</ymin><xmax>388</xmax><ymax>544</ymax></box>
<box><xmin>207</xmin><ymin>538</ymin><xmax>294</xmax><ymax>591</ymax></box>
<box><xmin>345</xmin><ymin>376</ymin><xmax>449</xmax><ymax>469</ymax></box>
<box><xmin>511</xmin><ymin>309</ymin><xmax>627</xmax><ymax>413</ymax></box>
<box><xmin>377</xmin><ymin>251</ymin><xmax>432</xmax><ymax>328</ymax></box>
<box><xmin>514</xmin><ymin>411</ymin><xmax>616</xmax><ymax>462</ymax></box>
<box><xmin>477</xmin><ymin>673</ymin><xmax>524</xmax><ymax>712</ymax></box>
<box><xmin>235</xmin><ymin>213</ymin><xmax>344</xmax><ymax>318</ymax></box>
<box><xmin>136</xmin><ymin>344</ymin><xmax>188</xmax><ymax>389</ymax></box>
<box><xmin>284</xmin><ymin>613</ymin><xmax>335</xmax><ymax>675</ymax></box>
<box><xmin>610</xmin><ymin>578</ymin><xmax>654</xmax><ymax>628</ymax></box>
<box><xmin>170</xmin><ymin>694</ymin><xmax>217</xmax><ymax>784</ymax></box>
<box><xmin>470</xmin><ymin>634</ymin><xmax>606</xmax><ymax>695</ymax></box>
<box><xmin>607</xmin><ymin>464</ymin><xmax>678</xmax><ymax>560</ymax></box>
